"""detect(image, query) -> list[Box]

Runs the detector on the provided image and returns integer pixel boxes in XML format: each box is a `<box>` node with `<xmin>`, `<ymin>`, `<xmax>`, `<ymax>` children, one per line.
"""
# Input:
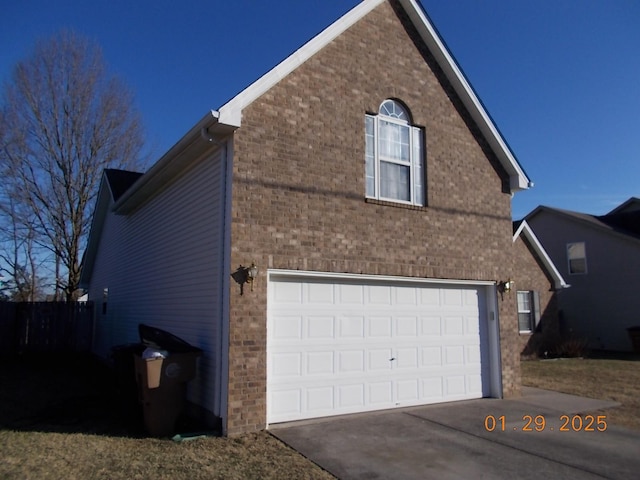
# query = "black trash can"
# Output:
<box><xmin>134</xmin><ymin>324</ymin><xmax>202</xmax><ymax>436</ymax></box>
<box><xmin>627</xmin><ymin>326</ymin><xmax>640</xmax><ymax>354</ymax></box>
<box><xmin>111</xmin><ymin>343</ymin><xmax>145</xmax><ymax>425</ymax></box>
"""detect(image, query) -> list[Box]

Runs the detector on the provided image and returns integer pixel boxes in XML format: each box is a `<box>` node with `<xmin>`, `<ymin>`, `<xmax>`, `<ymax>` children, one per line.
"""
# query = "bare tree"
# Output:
<box><xmin>0</xmin><ymin>184</ymin><xmax>48</xmax><ymax>301</ymax></box>
<box><xmin>0</xmin><ymin>30</ymin><xmax>145</xmax><ymax>301</ymax></box>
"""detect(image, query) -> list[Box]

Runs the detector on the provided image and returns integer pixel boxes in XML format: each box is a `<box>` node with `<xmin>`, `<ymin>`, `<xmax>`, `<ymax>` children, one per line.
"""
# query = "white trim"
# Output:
<box><xmin>398</xmin><ymin>0</ymin><xmax>529</xmax><ymax>191</ymax></box>
<box><xmin>218</xmin><ymin>0</ymin><xmax>385</xmax><ymax>127</ymax></box>
<box><xmin>217</xmin><ymin>0</ymin><xmax>530</xmax><ymax>192</ymax></box>
<box><xmin>268</xmin><ymin>269</ymin><xmax>496</xmax><ymax>287</ymax></box>
<box><xmin>514</xmin><ymin>220</ymin><xmax>570</xmax><ymax>290</ymax></box>
<box><xmin>484</xmin><ymin>285</ymin><xmax>503</xmax><ymax>399</ymax></box>
<box><xmin>266</xmin><ymin>271</ymin><xmax>504</xmax><ymax>423</ymax></box>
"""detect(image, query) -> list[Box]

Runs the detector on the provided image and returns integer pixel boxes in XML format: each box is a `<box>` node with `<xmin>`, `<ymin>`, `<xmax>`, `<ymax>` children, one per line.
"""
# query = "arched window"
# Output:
<box><xmin>365</xmin><ymin>100</ymin><xmax>424</xmax><ymax>205</ymax></box>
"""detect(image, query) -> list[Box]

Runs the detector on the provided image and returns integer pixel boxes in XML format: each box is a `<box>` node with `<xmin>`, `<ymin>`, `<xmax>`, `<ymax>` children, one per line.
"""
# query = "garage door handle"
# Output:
<box><xmin>389</xmin><ymin>357</ymin><xmax>396</xmax><ymax>361</ymax></box>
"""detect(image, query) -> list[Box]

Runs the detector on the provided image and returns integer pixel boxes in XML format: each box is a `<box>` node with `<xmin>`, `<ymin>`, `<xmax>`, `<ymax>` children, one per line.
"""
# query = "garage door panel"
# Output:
<box><xmin>368</xmin><ymin>285</ymin><xmax>392</xmax><ymax>304</ymax></box>
<box><xmin>338</xmin><ymin>350</ymin><xmax>365</xmax><ymax>373</ymax></box>
<box><xmin>338</xmin><ymin>284</ymin><xmax>365</xmax><ymax>304</ymax></box>
<box><xmin>396</xmin><ymin>316</ymin><xmax>418</xmax><ymax>336</ymax></box>
<box><xmin>307</xmin><ymin>351</ymin><xmax>334</xmax><ymax>375</ymax></box>
<box><xmin>338</xmin><ymin>383</ymin><xmax>365</xmax><ymax>408</ymax></box>
<box><xmin>307</xmin><ymin>282</ymin><xmax>334</xmax><ymax>303</ymax></box>
<box><xmin>339</xmin><ymin>316</ymin><xmax>365</xmax><ymax>338</ymax></box>
<box><xmin>307</xmin><ymin>315</ymin><xmax>335</xmax><ymax>338</ymax></box>
<box><xmin>272</xmin><ymin>352</ymin><xmax>302</xmax><ymax>376</ymax></box>
<box><xmin>268</xmin><ymin>277</ymin><xmax>490</xmax><ymax>424</ymax></box>
<box><xmin>272</xmin><ymin>315</ymin><xmax>303</xmax><ymax>340</ymax></box>
<box><xmin>369</xmin><ymin>348</ymin><xmax>393</xmax><ymax>371</ymax></box>
<box><xmin>421</xmin><ymin>346</ymin><xmax>442</xmax><ymax>366</ymax></box>
<box><xmin>420</xmin><ymin>316</ymin><xmax>442</xmax><ymax>335</ymax></box>
<box><xmin>369</xmin><ymin>381</ymin><xmax>393</xmax><ymax>404</ymax></box>
<box><xmin>307</xmin><ymin>386</ymin><xmax>333</xmax><ymax>411</ymax></box>
<box><xmin>273</xmin><ymin>280</ymin><xmax>303</xmax><ymax>303</ymax></box>
<box><xmin>369</xmin><ymin>316</ymin><xmax>392</xmax><ymax>337</ymax></box>
<box><xmin>443</xmin><ymin>316</ymin><xmax>464</xmax><ymax>335</ymax></box>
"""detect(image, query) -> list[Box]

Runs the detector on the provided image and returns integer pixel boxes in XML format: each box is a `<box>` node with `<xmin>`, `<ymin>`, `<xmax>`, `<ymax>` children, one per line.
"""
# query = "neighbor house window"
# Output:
<box><xmin>517</xmin><ymin>290</ymin><xmax>540</xmax><ymax>333</ymax></box>
<box><xmin>102</xmin><ymin>287</ymin><xmax>108</xmax><ymax>315</ymax></box>
<box><xmin>567</xmin><ymin>242</ymin><xmax>587</xmax><ymax>274</ymax></box>
<box><xmin>365</xmin><ymin>99</ymin><xmax>424</xmax><ymax>206</ymax></box>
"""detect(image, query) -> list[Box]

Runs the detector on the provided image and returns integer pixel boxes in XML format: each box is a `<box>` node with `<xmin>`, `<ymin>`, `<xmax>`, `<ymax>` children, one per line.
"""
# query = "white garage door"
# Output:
<box><xmin>267</xmin><ymin>274</ymin><xmax>492</xmax><ymax>424</ymax></box>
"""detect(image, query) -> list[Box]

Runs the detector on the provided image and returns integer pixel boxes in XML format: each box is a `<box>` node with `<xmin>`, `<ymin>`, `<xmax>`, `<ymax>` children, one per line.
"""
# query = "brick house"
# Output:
<box><xmin>81</xmin><ymin>0</ymin><xmax>533</xmax><ymax>435</ymax></box>
<box><xmin>512</xmin><ymin>221</ymin><xmax>569</xmax><ymax>358</ymax></box>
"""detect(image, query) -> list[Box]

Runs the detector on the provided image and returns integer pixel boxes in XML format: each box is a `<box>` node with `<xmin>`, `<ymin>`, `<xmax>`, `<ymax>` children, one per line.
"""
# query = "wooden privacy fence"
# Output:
<box><xmin>0</xmin><ymin>302</ymin><xmax>94</xmax><ymax>354</ymax></box>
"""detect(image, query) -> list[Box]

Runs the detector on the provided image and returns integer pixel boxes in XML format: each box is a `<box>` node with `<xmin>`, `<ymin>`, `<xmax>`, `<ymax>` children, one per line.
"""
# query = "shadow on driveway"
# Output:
<box><xmin>272</xmin><ymin>390</ymin><xmax>639</xmax><ymax>480</ymax></box>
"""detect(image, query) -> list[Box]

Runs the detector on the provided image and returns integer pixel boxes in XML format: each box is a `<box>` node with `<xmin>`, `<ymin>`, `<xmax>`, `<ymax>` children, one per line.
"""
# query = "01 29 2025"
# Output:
<box><xmin>484</xmin><ymin>414</ymin><xmax>608</xmax><ymax>432</ymax></box>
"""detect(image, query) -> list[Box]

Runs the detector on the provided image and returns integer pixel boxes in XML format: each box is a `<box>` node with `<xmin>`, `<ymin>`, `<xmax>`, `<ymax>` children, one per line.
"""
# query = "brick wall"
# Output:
<box><xmin>513</xmin><ymin>235</ymin><xmax>562</xmax><ymax>358</ymax></box>
<box><xmin>226</xmin><ymin>0</ymin><xmax>520</xmax><ymax>434</ymax></box>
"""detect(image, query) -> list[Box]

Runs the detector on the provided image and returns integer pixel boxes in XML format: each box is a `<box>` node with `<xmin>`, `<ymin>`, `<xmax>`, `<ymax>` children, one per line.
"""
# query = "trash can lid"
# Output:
<box><xmin>138</xmin><ymin>324</ymin><xmax>200</xmax><ymax>353</ymax></box>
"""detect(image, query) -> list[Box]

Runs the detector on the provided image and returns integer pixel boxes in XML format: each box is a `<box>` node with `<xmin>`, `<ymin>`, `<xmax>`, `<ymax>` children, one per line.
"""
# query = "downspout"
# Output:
<box><xmin>201</xmin><ymin>126</ymin><xmax>233</xmax><ymax>434</ymax></box>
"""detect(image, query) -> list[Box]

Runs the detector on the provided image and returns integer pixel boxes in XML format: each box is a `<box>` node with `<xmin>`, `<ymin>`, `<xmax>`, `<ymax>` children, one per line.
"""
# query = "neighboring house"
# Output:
<box><xmin>512</xmin><ymin>221</ymin><xmax>569</xmax><ymax>358</ymax></box>
<box><xmin>80</xmin><ymin>0</ymin><xmax>533</xmax><ymax>436</ymax></box>
<box><xmin>526</xmin><ymin>198</ymin><xmax>640</xmax><ymax>352</ymax></box>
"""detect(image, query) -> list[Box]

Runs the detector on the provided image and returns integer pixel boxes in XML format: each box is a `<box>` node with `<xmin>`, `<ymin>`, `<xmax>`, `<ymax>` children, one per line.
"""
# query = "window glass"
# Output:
<box><xmin>567</xmin><ymin>242</ymin><xmax>587</xmax><ymax>274</ymax></box>
<box><xmin>365</xmin><ymin>100</ymin><xmax>424</xmax><ymax>206</ymax></box>
<box><xmin>380</xmin><ymin>162</ymin><xmax>410</xmax><ymax>202</ymax></box>
<box><xmin>365</xmin><ymin>115</ymin><xmax>375</xmax><ymax>197</ymax></box>
<box><xmin>517</xmin><ymin>291</ymin><xmax>533</xmax><ymax>332</ymax></box>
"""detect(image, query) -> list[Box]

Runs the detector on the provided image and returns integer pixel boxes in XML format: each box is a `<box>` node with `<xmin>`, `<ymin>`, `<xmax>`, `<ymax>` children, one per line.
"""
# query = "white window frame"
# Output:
<box><xmin>365</xmin><ymin>100</ymin><xmax>424</xmax><ymax>206</ymax></box>
<box><xmin>567</xmin><ymin>242</ymin><xmax>588</xmax><ymax>275</ymax></box>
<box><xmin>517</xmin><ymin>290</ymin><xmax>540</xmax><ymax>334</ymax></box>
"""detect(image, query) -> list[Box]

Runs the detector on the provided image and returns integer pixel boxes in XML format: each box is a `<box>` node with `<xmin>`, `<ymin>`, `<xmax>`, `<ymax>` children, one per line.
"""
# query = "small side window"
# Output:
<box><xmin>567</xmin><ymin>242</ymin><xmax>587</xmax><ymax>274</ymax></box>
<box><xmin>102</xmin><ymin>287</ymin><xmax>108</xmax><ymax>314</ymax></box>
<box><xmin>517</xmin><ymin>290</ymin><xmax>540</xmax><ymax>334</ymax></box>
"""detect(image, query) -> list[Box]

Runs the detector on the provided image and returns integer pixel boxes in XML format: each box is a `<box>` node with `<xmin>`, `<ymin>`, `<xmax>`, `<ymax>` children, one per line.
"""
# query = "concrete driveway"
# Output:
<box><xmin>271</xmin><ymin>388</ymin><xmax>640</xmax><ymax>480</ymax></box>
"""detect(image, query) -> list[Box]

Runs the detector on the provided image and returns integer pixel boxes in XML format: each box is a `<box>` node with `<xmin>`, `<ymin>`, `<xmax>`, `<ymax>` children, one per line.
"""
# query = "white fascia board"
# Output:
<box><xmin>268</xmin><ymin>268</ymin><xmax>496</xmax><ymax>287</ymax></box>
<box><xmin>113</xmin><ymin>110</ymin><xmax>229</xmax><ymax>214</ymax></box>
<box><xmin>218</xmin><ymin>0</ymin><xmax>385</xmax><ymax>127</ymax></box>
<box><xmin>398</xmin><ymin>0</ymin><xmax>530</xmax><ymax>192</ymax></box>
<box><xmin>219</xmin><ymin>0</ymin><xmax>530</xmax><ymax>192</ymax></box>
<box><xmin>514</xmin><ymin>220</ymin><xmax>570</xmax><ymax>290</ymax></box>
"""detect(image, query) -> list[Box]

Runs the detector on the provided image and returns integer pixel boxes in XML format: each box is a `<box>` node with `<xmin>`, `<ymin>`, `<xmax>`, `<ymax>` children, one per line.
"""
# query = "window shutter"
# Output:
<box><xmin>365</xmin><ymin>115</ymin><xmax>376</xmax><ymax>197</ymax></box>
<box><xmin>412</xmin><ymin>126</ymin><xmax>424</xmax><ymax>206</ymax></box>
<box><xmin>532</xmin><ymin>291</ymin><xmax>541</xmax><ymax>328</ymax></box>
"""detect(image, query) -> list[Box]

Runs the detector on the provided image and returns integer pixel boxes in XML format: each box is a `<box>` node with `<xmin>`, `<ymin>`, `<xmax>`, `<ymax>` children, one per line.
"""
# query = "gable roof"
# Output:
<box><xmin>526</xmin><ymin>203</ymin><xmax>640</xmax><ymax>245</ymax></box>
<box><xmin>108</xmin><ymin>0</ymin><xmax>531</xmax><ymax>218</ymax></box>
<box><xmin>215</xmin><ymin>0</ymin><xmax>531</xmax><ymax>193</ymax></box>
<box><xmin>104</xmin><ymin>169</ymin><xmax>144</xmax><ymax>202</ymax></box>
<box><xmin>513</xmin><ymin>220</ymin><xmax>569</xmax><ymax>290</ymax></box>
<box><xmin>607</xmin><ymin>197</ymin><xmax>640</xmax><ymax>215</ymax></box>
<box><xmin>80</xmin><ymin>169</ymin><xmax>143</xmax><ymax>288</ymax></box>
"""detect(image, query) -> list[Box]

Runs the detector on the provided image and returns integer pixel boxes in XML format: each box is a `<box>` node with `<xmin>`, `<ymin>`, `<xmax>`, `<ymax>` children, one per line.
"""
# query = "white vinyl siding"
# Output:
<box><xmin>567</xmin><ymin>242</ymin><xmax>588</xmax><ymax>274</ymax></box>
<box><xmin>88</xmin><ymin>147</ymin><xmax>227</xmax><ymax>418</ymax></box>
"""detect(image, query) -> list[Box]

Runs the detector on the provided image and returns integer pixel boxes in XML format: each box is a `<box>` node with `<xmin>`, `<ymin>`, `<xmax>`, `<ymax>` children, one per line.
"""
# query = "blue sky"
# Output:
<box><xmin>2</xmin><ymin>0</ymin><xmax>639</xmax><ymax>219</ymax></box>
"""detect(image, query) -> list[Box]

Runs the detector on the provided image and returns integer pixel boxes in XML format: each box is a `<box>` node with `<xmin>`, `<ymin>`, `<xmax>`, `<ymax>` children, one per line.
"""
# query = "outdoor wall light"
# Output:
<box><xmin>231</xmin><ymin>262</ymin><xmax>259</xmax><ymax>295</ymax></box>
<box><xmin>246</xmin><ymin>262</ymin><xmax>258</xmax><ymax>290</ymax></box>
<box><xmin>497</xmin><ymin>279</ymin><xmax>514</xmax><ymax>300</ymax></box>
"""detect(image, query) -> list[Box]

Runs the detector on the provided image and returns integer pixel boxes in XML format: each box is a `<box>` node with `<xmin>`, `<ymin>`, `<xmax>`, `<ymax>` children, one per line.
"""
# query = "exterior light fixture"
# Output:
<box><xmin>231</xmin><ymin>262</ymin><xmax>259</xmax><ymax>295</ymax></box>
<box><xmin>247</xmin><ymin>262</ymin><xmax>258</xmax><ymax>291</ymax></box>
<box><xmin>497</xmin><ymin>279</ymin><xmax>514</xmax><ymax>300</ymax></box>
